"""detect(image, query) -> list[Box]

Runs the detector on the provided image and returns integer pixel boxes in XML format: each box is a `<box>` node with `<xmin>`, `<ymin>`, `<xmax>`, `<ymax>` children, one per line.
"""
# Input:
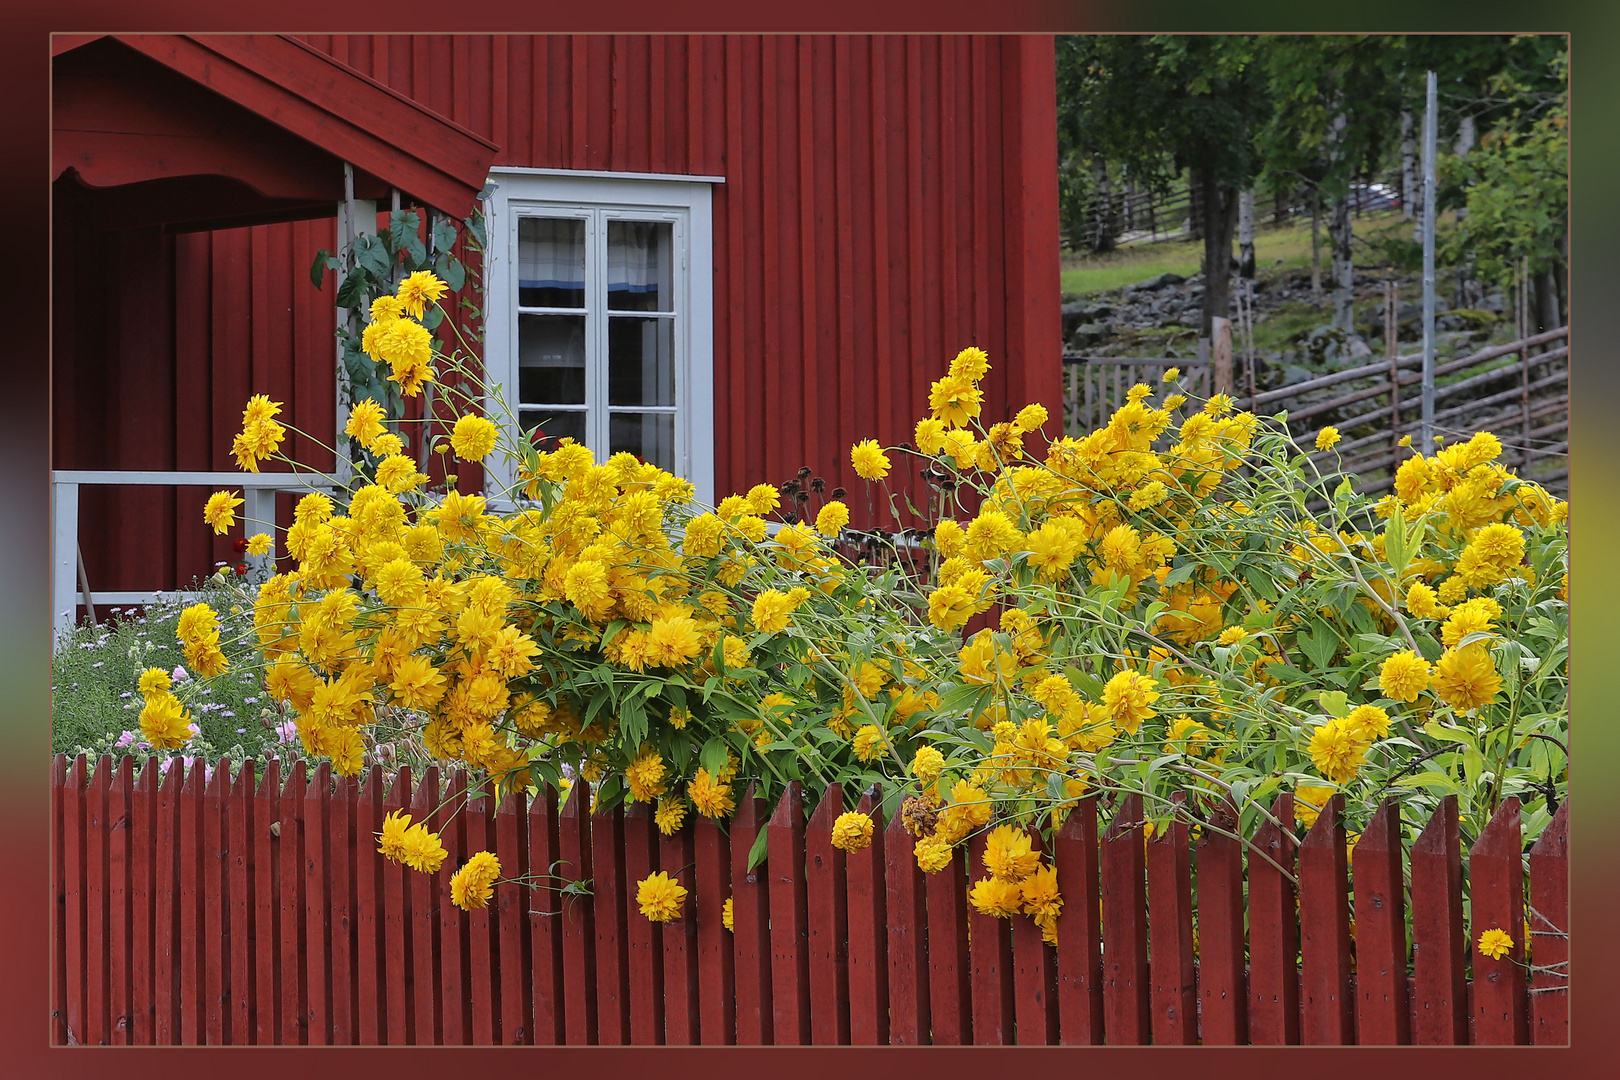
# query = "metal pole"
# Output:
<box><xmin>1420</xmin><ymin>70</ymin><xmax>1438</xmax><ymax>446</ymax></box>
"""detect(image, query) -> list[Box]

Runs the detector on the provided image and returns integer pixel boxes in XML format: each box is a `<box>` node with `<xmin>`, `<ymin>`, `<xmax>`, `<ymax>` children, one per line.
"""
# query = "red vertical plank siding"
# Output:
<box><xmin>1529</xmin><ymin>799</ymin><xmax>1569</xmax><ymax>1044</ymax></box>
<box><xmin>85</xmin><ymin>756</ymin><xmax>110</xmax><ymax>1045</ymax></box>
<box><xmin>1146</xmin><ymin>801</ymin><xmax>1197</xmax><ymax>1045</ymax></box>
<box><xmin>590</xmin><ymin>800</ymin><xmax>631</xmax><ymax>1045</ymax></box>
<box><xmin>464</xmin><ymin>791</ymin><xmax>497</xmax><ymax>1045</ymax></box>
<box><xmin>435</xmin><ymin>771</ymin><xmax>469</xmax><ymax>1045</ymax></box>
<box><xmin>1353</xmin><ymin>800</ymin><xmax>1411</xmax><ymax>1045</ymax></box>
<box><xmin>1410</xmin><ymin>795</ymin><xmax>1469</xmax><ymax>1044</ymax></box>
<box><xmin>228</xmin><ymin>763</ymin><xmax>254</xmax><ymax>1044</ymax></box>
<box><xmin>845</xmin><ymin>791</ymin><xmax>889</xmax><ymax>1045</ymax></box>
<box><xmin>495</xmin><ymin>790</ymin><xmax>532</xmax><ymax>1045</ymax></box>
<box><xmin>107</xmin><ymin>758</ymin><xmax>132</xmax><ymax>1043</ymax></box>
<box><xmin>1470</xmin><ymin>797</ymin><xmax>1528</xmax><ymax>1044</ymax></box>
<box><xmin>1194</xmin><ymin>800</ymin><xmax>1247</xmax><ymax>1045</ymax></box>
<box><xmin>302</xmin><ymin>763</ymin><xmax>331</xmax><ymax>1045</ymax></box>
<box><xmin>692</xmin><ymin>812</ymin><xmax>735</xmax><ymax>1044</ymax></box>
<box><xmin>766</xmin><ymin>782</ymin><xmax>811</xmax><ymax>1044</ymax></box>
<box><xmin>279</xmin><ymin>762</ymin><xmax>307</xmax><ymax>1045</ymax></box>
<box><xmin>1247</xmin><ymin>793</ymin><xmax>1299</xmax><ymax>1045</ymax></box>
<box><xmin>658</xmin><ymin>823</ymin><xmax>700</xmax><ymax>1045</ymax></box>
<box><xmin>408</xmin><ymin>769</ymin><xmax>441</xmax><ymax>1044</ymax></box>
<box><xmin>730</xmin><ymin>784</ymin><xmax>774</xmax><ymax>1045</ymax></box>
<box><xmin>1054</xmin><ymin>799</ymin><xmax>1104</xmax><ymax>1045</ymax></box>
<box><xmin>355</xmin><ymin>767</ymin><xmax>384</xmax><ymax>1045</ymax></box>
<box><xmin>1100</xmin><ymin>794</ymin><xmax>1150</xmax><ymax>1045</ymax></box>
<box><xmin>621</xmin><ymin>802</ymin><xmax>664</xmax><ymax>1045</ymax></box>
<box><xmin>1003</xmin><ymin>35</ymin><xmax>1064</xmax><ymax>416</ymax></box>
<box><xmin>177</xmin><ymin>760</ymin><xmax>202</xmax><ymax>1045</ymax></box>
<box><xmin>52</xmin><ymin>756</ymin><xmax>67</xmax><ymax>1045</ymax></box>
<box><xmin>1299</xmin><ymin>794</ymin><xmax>1355</xmax><ymax>1044</ymax></box>
<box><xmin>803</xmin><ymin>783</ymin><xmax>849</xmax><ymax>1044</ymax></box>
<box><xmin>527</xmin><ymin>784</ymin><xmax>565</xmax><ymax>1046</ymax></box>
<box><xmin>381</xmin><ymin>768</ymin><xmax>412</xmax><ymax>1044</ymax></box>
<box><xmin>253</xmin><ymin>760</ymin><xmax>280</xmax><ymax>1045</ymax></box>
<box><xmin>881</xmin><ymin>811</ymin><xmax>928</xmax><ymax>1045</ymax></box>
<box><xmin>557</xmin><ymin>782</ymin><xmax>597</xmax><ymax>1044</ymax></box>
<box><xmin>924</xmin><ymin>842</ymin><xmax>973</xmax><ymax>1044</ymax></box>
<box><xmin>153</xmin><ymin>759</ymin><xmax>182</xmax><ymax>1044</ymax></box>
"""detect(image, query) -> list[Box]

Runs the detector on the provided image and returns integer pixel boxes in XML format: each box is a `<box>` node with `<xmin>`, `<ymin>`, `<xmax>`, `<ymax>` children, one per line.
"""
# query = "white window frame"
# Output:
<box><xmin>482</xmin><ymin>167</ymin><xmax>720</xmax><ymax>505</ymax></box>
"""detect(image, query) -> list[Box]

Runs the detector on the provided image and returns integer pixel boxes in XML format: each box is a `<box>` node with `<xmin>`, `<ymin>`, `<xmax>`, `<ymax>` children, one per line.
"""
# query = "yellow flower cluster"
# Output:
<box><xmin>967</xmin><ymin>824</ymin><xmax>1063</xmax><ymax>945</ymax></box>
<box><xmin>376</xmin><ymin>810</ymin><xmax>448</xmax><ymax>874</ymax></box>
<box><xmin>137</xmin><ymin>666</ymin><xmax>192</xmax><ymax>750</ymax></box>
<box><xmin>636</xmin><ymin>870</ymin><xmax>688</xmax><ymax>922</ymax></box>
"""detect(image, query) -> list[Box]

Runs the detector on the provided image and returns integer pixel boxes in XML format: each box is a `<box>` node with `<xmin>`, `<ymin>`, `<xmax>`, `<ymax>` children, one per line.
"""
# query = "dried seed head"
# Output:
<box><xmin>900</xmin><ymin>794</ymin><xmax>941</xmax><ymax>838</ymax></box>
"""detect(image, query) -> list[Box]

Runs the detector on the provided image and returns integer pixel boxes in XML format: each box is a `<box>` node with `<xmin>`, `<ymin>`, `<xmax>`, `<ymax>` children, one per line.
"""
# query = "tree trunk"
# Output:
<box><xmin>1274</xmin><ymin>187</ymin><xmax>1288</xmax><ymax>227</ymax></box>
<box><xmin>1400</xmin><ymin>109</ymin><xmax>1416</xmax><ymax>220</ymax></box>
<box><xmin>1329</xmin><ymin>191</ymin><xmax>1355</xmax><ymax>332</ymax></box>
<box><xmin>1535</xmin><ymin>265</ymin><xmax>1563</xmax><ymax>333</ymax></box>
<box><xmin>1188</xmin><ymin>170</ymin><xmax>1204</xmax><ymax>242</ymax></box>
<box><xmin>1090</xmin><ymin>156</ymin><xmax>1115</xmax><ymax>253</ymax></box>
<box><xmin>1200</xmin><ymin>172</ymin><xmax>1239</xmax><ymax>338</ymax></box>
<box><xmin>1310</xmin><ymin>190</ymin><xmax>1323</xmax><ymax>301</ymax></box>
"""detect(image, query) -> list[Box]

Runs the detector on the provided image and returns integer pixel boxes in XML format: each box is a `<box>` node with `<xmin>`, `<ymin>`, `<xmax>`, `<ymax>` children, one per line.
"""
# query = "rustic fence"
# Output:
<box><xmin>1063</xmin><ymin>326</ymin><xmax>1569</xmax><ymax>499</ymax></box>
<box><xmin>52</xmin><ymin>752</ymin><xmax>1568</xmax><ymax>1046</ymax></box>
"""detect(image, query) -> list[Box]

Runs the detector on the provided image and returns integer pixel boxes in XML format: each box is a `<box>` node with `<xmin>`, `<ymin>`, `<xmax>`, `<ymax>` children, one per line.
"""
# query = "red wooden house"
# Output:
<box><xmin>51</xmin><ymin>33</ymin><xmax>1061</xmax><ymax>625</ymax></box>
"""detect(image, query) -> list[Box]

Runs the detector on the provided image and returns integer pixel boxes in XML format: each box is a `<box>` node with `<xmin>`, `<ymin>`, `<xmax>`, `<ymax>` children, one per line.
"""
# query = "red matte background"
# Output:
<box><xmin>6</xmin><ymin>2</ymin><xmax>1615</xmax><ymax>1078</ymax></box>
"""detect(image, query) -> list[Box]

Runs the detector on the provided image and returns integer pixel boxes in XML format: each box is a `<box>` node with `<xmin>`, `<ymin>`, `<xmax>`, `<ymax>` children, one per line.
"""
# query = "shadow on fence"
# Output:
<box><xmin>52</xmin><ymin>753</ymin><xmax>1568</xmax><ymax>1046</ymax></box>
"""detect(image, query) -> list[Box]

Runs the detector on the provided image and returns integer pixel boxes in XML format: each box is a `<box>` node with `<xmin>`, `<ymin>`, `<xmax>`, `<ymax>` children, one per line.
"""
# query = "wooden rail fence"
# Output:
<box><xmin>52</xmin><ymin>753</ymin><xmax>1568</xmax><ymax>1046</ymax></box>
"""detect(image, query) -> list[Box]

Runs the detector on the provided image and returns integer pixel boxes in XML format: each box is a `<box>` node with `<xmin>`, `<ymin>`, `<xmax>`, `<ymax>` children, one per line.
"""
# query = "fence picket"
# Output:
<box><xmin>495</xmin><ymin>789</ymin><xmax>531</xmax><ymax>1045</ymax></box>
<box><xmin>881</xmin><ymin>811</ymin><xmax>927</xmax><ymax>1044</ymax></box>
<box><xmin>108</xmin><ymin>757</ymin><xmax>132</xmax><ymax>1044</ymax></box>
<box><xmin>63</xmin><ymin>755</ymin><xmax>88</xmax><ymax>1046</ymax></box>
<box><xmin>464</xmin><ymin>787</ymin><xmax>497</xmax><ymax>1045</ymax></box>
<box><xmin>767</xmin><ymin>781</ymin><xmax>811</xmax><ymax>1044</ymax></box>
<box><xmin>278</xmin><ymin>761</ymin><xmax>307</xmax><ymax>1045</ymax></box>
<box><xmin>154</xmin><ymin>758</ymin><xmax>182</xmax><ymax>1045</ymax></box>
<box><xmin>1247</xmin><ymin>793</ymin><xmax>1298</xmax><ymax>1045</ymax></box>
<box><xmin>202</xmin><ymin>760</ymin><xmax>229</xmax><ymax>1045</ymax></box>
<box><xmin>590</xmin><ymin>799</ymin><xmax>631</xmax><ymax>1044</ymax></box>
<box><xmin>622</xmin><ymin>801</ymin><xmax>664</xmax><ymax>1044</ymax></box>
<box><xmin>407</xmin><ymin>767</ymin><xmax>439</xmax><ymax>1044</ymax></box>
<box><xmin>845</xmin><ymin>790</ymin><xmax>889</xmax><ymax>1045</ymax></box>
<box><xmin>302</xmin><ymin>762</ymin><xmax>330</xmax><ymax>1045</ymax></box>
<box><xmin>968</xmin><ymin>827</ymin><xmax>1016</xmax><ymax>1044</ymax></box>
<box><xmin>355</xmin><ymin>766</ymin><xmax>383</xmax><ymax>1045</ymax></box>
<box><xmin>228</xmin><ymin>763</ymin><xmax>253</xmax><ymax>1044</ymax></box>
<box><xmin>86</xmin><ymin>755</ymin><xmax>110</xmax><ymax>1045</ymax></box>
<box><xmin>1410</xmin><ymin>795</ymin><xmax>1469</xmax><ymax>1044</ymax></box>
<box><xmin>692</xmin><ymin>813</ymin><xmax>735</xmax><ymax>1044</ymax></box>
<box><xmin>1054</xmin><ymin>799</ymin><xmax>1104</xmax><ymax>1045</ymax></box>
<box><xmin>253</xmin><ymin>760</ymin><xmax>279</xmax><ymax>1045</ymax></box>
<box><xmin>328</xmin><ymin>773</ymin><xmax>354</xmax><ymax>1045</ymax></box>
<box><xmin>1194</xmin><ymin>799</ymin><xmax>1246</xmax><ymax>1044</ymax></box>
<box><xmin>1101</xmin><ymin>794</ymin><xmax>1150</xmax><ymax>1044</ymax></box>
<box><xmin>556</xmin><ymin>781</ymin><xmax>596</xmax><ymax>1045</ymax></box>
<box><xmin>731</xmin><ymin>783</ymin><xmax>774</xmax><ymax>1045</ymax></box>
<box><xmin>178</xmin><ymin>759</ymin><xmax>203</xmax><ymax>1045</ymax></box>
<box><xmin>1299</xmin><ymin>794</ymin><xmax>1355</xmax><ymax>1044</ymax></box>
<box><xmin>1470</xmin><ymin>797</ymin><xmax>1527</xmax><ymax>1044</ymax></box>
<box><xmin>52</xmin><ymin>756</ymin><xmax>67</xmax><ymax>1045</ymax></box>
<box><xmin>659</xmin><ymin>816</ymin><xmax>699</xmax><ymax>1045</ymax></box>
<box><xmin>1147</xmin><ymin>796</ymin><xmax>1196</xmax><ymax>1045</ymax></box>
<box><xmin>804</xmin><ymin>783</ymin><xmax>849</xmax><ymax>1044</ymax></box>
<box><xmin>380</xmin><ymin>767</ymin><xmax>411</xmax><ymax>1044</ymax></box>
<box><xmin>526</xmin><ymin>784</ymin><xmax>564</xmax><ymax>1045</ymax></box>
<box><xmin>1353</xmin><ymin>800</ymin><xmax>1410</xmax><ymax>1044</ymax></box>
<box><xmin>130</xmin><ymin>759</ymin><xmax>157</xmax><ymax>1046</ymax></box>
<box><xmin>925</xmin><ymin>841</ymin><xmax>973</xmax><ymax>1044</ymax></box>
<box><xmin>1528</xmin><ymin>798</ymin><xmax>1569</xmax><ymax>1044</ymax></box>
<box><xmin>436</xmin><ymin>770</ymin><xmax>469</xmax><ymax>1044</ymax></box>
<box><xmin>1011</xmin><ymin>825</ymin><xmax>1058</xmax><ymax>1045</ymax></box>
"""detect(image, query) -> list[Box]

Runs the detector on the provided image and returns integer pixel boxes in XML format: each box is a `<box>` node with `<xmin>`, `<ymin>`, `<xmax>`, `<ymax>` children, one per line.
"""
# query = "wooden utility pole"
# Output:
<box><xmin>1212</xmin><ymin>317</ymin><xmax>1234</xmax><ymax>396</ymax></box>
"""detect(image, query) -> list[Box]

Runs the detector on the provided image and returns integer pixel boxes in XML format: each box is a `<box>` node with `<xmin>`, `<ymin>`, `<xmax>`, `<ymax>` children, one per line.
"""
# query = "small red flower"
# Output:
<box><xmin>234</xmin><ymin>563</ymin><xmax>249</xmax><ymax>576</ymax></box>
<box><xmin>233</xmin><ymin>537</ymin><xmax>249</xmax><ymax>553</ymax></box>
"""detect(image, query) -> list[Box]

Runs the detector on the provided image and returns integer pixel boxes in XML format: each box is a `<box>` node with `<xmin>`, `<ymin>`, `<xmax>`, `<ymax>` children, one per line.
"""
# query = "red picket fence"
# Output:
<box><xmin>51</xmin><ymin>753</ymin><xmax>1568</xmax><ymax>1046</ymax></box>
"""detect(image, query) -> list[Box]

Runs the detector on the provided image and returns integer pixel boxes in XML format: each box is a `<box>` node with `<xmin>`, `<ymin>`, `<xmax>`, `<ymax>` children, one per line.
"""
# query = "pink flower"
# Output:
<box><xmin>172</xmin><ymin>666</ymin><xmax>190</xmax><ymax>682</ymax></box>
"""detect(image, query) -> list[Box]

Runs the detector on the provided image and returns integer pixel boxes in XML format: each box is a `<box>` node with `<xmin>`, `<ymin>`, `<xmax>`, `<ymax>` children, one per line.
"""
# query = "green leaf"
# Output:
<box><xmin>355</xmin><ymin>233</ymin><xmax>393</xmax><ymax>280</ymax></box>
<box><xmin>1163</xmin><ymin>562</ymin><xmax>1197</xmax><ymax>588</ymax></box>
<box><xmin>309</xmin><ymin>248</ymin><xmax>336</xmax><ymax>288</ymax></box>
<box><xmin>437</xmin><ymin>253</ymin><xmax>467</xmax><ymax>292</ymax></box>
<box><xmin>1384</xmin><ymin>503</ymin><xmax>1410</xmax><ymax>577</ymax></box>
<box><xmin>1300</xmin><ymin>619</ymin><xmax>1340</xmax><ymax>671</ymax></box>
<box><xmin>1317</xmin><ymin>690</ymin><xmax>1350</xmax><ymax>718</ymax></box>
<box><xmin>432</xmin><ymin>218</ymin><xmax>459</xmax><ymax>254</ymax></box>
<box><xmin>699</xmin><ymin>738</ymin><xmax>729</xmax><ymax>776</ymax></box>
<box><xmin>335</xmin><ymin>267</ymin><xmax>372</xmax><ymax>308</ymax></box>
<box><xmin>1392</xmin><ymin>771</ymin><xmax>1463</xmax><ymax>792</ymax></box>
<box><xmin>747</xmin><ymin>824</ymin><xmax>771</xmax><ymax>871</ymax></box>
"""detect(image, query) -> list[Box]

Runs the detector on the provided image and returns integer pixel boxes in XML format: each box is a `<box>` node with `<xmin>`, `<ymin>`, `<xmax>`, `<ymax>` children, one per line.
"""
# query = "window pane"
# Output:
<box><xmin>520</xmin><ymin>409</ymin><xmax>588</xmax><ymax>449</ymax></box>
<box><xmin>518</xmin><ymin>218</ymin><xmax>586</xmax><ymax>308</ymax></box>
<box><xmin>519</xmin><ymin>314</ymin><xmax>587</xmax><ymax>405</ymax></box>
<box><xmin>608</xmin><ymin>317</ymin><xmax>676</xmax><ymax>407</ymax></box>
<box><xmin>610</xmin><ymin>412</ymin><xmax>675</xmax><ymax>471</ymax></box>
<box><xmin>607</xmin><ymin>221</ymin><xmax>674</xmax><ymax>312</ymax></box>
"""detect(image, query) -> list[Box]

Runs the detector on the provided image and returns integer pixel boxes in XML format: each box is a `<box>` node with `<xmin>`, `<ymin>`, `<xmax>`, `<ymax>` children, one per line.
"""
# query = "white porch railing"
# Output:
<box><xmin>51</xmin><ymin>470</ymin><xmax>336</xmax><ymax>631</ymax></box>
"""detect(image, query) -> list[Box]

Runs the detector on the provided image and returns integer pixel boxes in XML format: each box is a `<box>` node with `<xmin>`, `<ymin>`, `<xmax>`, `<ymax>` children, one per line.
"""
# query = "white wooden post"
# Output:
<box><xmin>52</xmin><ymin>478</ymin><xmax>80</xmax><ymax>631</ymax></box>
<box><xmin>244</xmin><ymin>486</ymin><xmax>278</xmax><ymax>575</ymax></box>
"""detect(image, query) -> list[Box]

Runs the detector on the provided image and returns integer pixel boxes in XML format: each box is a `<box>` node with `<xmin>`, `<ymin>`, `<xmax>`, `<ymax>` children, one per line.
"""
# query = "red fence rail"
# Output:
<box><xmin>52</xmin><ymin>754</ymin><xmax>1568</xmax><ymax>1046</ymax></box>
